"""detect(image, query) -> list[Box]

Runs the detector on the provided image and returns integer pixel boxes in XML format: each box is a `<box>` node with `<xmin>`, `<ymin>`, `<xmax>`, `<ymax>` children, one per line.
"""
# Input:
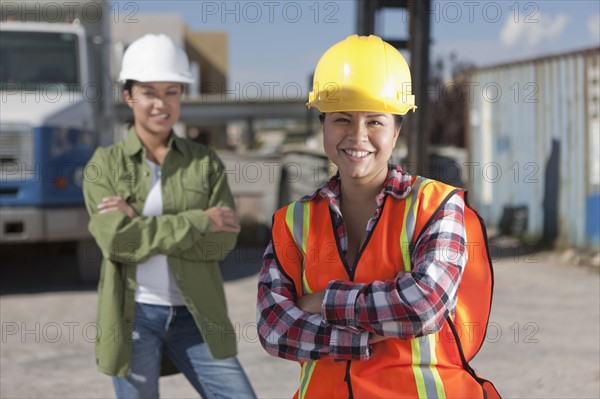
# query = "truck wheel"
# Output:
<box><xmin>76</xmin><ymin>239</ymin><xmax>101</xmax><ymax>283</ymax></box>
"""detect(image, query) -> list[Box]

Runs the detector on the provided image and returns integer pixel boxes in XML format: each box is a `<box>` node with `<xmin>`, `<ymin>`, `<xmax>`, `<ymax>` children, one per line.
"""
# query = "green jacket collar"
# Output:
<box><xmin>123</xmin><ymin>127</ymin><xmax>183</xmax><ymax>157</ymax></box>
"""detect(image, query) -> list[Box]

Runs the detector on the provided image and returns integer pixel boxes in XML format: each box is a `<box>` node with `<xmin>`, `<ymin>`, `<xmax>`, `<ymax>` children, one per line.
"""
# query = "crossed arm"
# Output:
<box><xmin>83</xmin><ymin>148</ymin><xmax>240</xmax><ymax>264</ymax></box>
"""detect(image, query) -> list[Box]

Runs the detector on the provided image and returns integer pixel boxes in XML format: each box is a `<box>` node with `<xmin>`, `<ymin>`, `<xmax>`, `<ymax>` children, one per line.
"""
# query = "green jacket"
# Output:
<box><xmin>83</xmin><ymin>128</ymin><xmax>239</xmax><ymax>377</ymax></box>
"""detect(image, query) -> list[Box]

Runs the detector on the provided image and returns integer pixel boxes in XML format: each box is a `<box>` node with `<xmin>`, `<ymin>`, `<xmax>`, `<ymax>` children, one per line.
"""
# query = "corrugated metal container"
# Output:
<box><xmin>466</xmin><ymin>47</ymin><xmax>600</xmax><ymax>249</ymax></box>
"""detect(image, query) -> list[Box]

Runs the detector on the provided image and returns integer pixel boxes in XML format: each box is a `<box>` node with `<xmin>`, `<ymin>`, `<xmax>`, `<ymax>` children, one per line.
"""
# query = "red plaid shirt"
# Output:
<box><xmin>257</xmin><ymin>165</ymin><xmax>467</xmax><ymax>362</ymax></box>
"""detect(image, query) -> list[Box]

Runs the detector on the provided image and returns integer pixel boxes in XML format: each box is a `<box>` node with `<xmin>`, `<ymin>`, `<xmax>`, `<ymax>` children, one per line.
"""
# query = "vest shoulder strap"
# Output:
<box><xmin>400</xmin><ymin>176</ymin><xmax>462</xmax><ymax>270</ymax></box>
<box><xmin>283</xmin><ymin>200</ymin><xmax>312</xmax><ymax>257</ymax></box>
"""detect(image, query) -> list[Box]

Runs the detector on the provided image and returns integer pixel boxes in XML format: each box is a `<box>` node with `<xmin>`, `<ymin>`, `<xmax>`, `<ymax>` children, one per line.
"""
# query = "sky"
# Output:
<box><xmin>112</xmin><ymin>0</ymin><xmax>600</xmax><ymax>98</ymax></box>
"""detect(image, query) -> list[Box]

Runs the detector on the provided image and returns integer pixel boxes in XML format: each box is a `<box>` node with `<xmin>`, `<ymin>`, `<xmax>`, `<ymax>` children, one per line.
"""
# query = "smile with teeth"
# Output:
<box><xmin>344</xmin><ymin>149</ymin><xmax>371</xmax><ymax>158</ymax></box>
<box><xmin>152</xmin><ymin>113</ymin><xmax>169</xmax><ymax>120</ymax></box>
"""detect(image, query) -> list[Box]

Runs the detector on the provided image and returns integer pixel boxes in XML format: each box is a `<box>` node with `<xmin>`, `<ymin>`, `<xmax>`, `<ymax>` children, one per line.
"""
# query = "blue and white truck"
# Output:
<box><xmin>1</xmin><ymin>0</ymin><xmax>114</xmax><ymax>280</ymax></box>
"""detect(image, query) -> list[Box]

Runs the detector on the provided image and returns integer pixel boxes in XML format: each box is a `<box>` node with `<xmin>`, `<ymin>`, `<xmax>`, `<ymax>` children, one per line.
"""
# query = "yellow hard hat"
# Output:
<box><xmin>307</xmin><ymin>35</ymin><xmax>416</xmax><ymax>115</ymax></box>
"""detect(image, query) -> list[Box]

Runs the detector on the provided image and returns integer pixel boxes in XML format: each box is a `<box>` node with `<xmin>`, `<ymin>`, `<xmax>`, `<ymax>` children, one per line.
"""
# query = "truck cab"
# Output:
<box><xmin>1</xmin><ymin>22</ymin><xmax>95</xmax><ymax>241</ymax></box>
<box><xmin>1</xmin><ymin>0</ymin><xmax>112</xmax><ymax>281</ymax></box>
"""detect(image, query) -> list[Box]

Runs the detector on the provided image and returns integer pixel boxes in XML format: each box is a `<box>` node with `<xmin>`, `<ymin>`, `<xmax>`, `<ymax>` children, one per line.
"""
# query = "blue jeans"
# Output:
<box><xmin>113</xmin><ymin>302</ymin><xmax>256</xmax><ymax>399</ymax></box>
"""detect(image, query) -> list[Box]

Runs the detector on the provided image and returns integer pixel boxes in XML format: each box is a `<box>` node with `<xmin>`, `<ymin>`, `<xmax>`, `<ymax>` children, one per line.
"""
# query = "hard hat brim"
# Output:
<box><xmin>307</xmin><ymin>89</ymin><xmax>417</xmax><ymax>115</ymax></box>
<box><xmin>118</xmin><ymin>72</ymin><xmax>194</xmax><ymax>84</ymax></box>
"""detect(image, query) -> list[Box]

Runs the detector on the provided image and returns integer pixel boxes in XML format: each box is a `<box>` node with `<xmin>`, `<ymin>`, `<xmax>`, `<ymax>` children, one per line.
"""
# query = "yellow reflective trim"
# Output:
<box><xmin>302</xmin><ymin>271</ymin><xmax>314</xmax><ymax>295</ymax></box>
<box><xmin>298</xmin><ymin>360</ymin><xmax>317</xmax><ymax>399</ymax></box>
<box><xmin>411</xmin><ymin>336</ymin><xmax>446</xmax><ymax>399</ymax></box>
<box><xmin>408</xmin><ymin>184</ymin><xmax>422</xmax><ymax>252</ymax></box>
<box><xmin>410</xmin><ymin>338</ymin><xmax>428</xmax><ymax>398</ymax></box>
<box><xmin>400</xmin><ymin>204</ymin><xmax>412</xmax><ymax>272</ymax></box>
<box><xmin>401</xmin><ymin>177</ymin><xmax>431</xmax><ymax>272</ymax></box>
<box><xmin>300</xmin><ymin>201</ymin><xmax>313</xmax><ymax>294</ymax></box>
<box><xmin>405</xmin><ymin>178</ymin><xmax>446</xmax><ymax>399</ymax></box>
<box><xmin>285</xmin><ymin>203</ymin><xmax>296</xmax><ymax>241</ymax></box>
<box><xmin>286</xmin><ymin>202</ymin><xmax>313</xmax><ymax>294</ymax></box>
<box><xmin>427</xmin><ymin>334</ymin><xmax>447</xmax><ymax>399</ymax></box>
<box><xmin>283</xmin><ymin>202</ymin><xmax>319</xmax><ymax>396</ymax></box>
<box><xmin>302</xmin><ymin>201</ymin><xmax>310</xmax><ymax>253</ymax></box>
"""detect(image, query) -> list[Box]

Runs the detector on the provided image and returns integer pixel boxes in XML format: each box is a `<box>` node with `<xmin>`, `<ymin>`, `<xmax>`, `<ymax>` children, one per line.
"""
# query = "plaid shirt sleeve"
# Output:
<box><xmin>257</xmin><ymin>243</ymin><xmax>371</xmax><ymax>362</ymax></box>
<box><xmin>322</xmin><ymin>193</ymin><xmax>468</xmax><ymax>339</ymax></box>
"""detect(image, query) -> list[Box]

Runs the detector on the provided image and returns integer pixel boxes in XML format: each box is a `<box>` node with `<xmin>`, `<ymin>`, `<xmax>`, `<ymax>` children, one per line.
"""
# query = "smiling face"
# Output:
<box><xmin>124</xmin><ymin>81</ymin><xmax>182</xmax><ymax>139</ymax></box>
<box><xmin>322</xmin><ymin>111</ymin><xmax>400</xmax><ymax>184</ymax></box>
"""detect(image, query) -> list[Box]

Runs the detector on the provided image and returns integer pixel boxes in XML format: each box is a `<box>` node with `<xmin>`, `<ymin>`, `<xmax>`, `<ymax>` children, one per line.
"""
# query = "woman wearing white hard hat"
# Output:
<box><xmin>257</xmin><ymin>35</ymin><xmax>501</xmax><ymax>398</ymax></box>
<box><xmin>83</xmin><ymin>34</ymin><xmax>256</xmax><ymax>398</ymax></box>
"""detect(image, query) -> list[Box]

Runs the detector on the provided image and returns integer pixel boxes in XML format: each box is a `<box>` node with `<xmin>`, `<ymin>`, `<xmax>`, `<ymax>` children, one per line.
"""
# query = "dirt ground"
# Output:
<box><xmin>1</xmin><ymin>245</ymin><xmax>599</xmax><ymax>398</ymax></box>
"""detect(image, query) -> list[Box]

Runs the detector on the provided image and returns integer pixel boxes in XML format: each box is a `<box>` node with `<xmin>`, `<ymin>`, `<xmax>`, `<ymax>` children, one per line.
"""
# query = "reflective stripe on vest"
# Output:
<box><xmin>401</xmin><ymin>177</ymin><xmax>446</xmax><ymax>399</ymax></box>
<box><xmin>400</xmin><ymin>176</ymin><xmax>431</xmax><ymax>273</ymax></box>
<box><xmin>299</xmin><ymin>360</ymin><xmax>317</xmax><ymax>399</ymax></box>
<box><xmin>286</xmin><ymin>200</ymin><xmax>317</xmax><ymax>399</ymax></box>
<box><xmin>286</xmin><ymin>200</ymin><xmax>313</xmax><ymax>295</ymax></box>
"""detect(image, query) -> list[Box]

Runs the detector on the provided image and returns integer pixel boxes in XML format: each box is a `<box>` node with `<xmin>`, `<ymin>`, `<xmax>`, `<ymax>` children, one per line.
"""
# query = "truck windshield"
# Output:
<box><xmin>0</xmin><ymin>31</ymin><xmax>80</xmax><ymax>91</ymax></box>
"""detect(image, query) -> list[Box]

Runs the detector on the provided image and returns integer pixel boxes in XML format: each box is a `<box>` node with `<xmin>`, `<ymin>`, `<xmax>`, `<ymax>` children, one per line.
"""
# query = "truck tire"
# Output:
<box><xmin>76</xmin><ymin>239</ymin><xmax>101</xmax><ymax>283</ymax></box>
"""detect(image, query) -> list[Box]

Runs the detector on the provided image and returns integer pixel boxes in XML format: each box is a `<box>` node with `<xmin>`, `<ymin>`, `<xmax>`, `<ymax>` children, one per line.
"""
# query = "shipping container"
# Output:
<box><xmin>466</xmin><ymin>47</ymin><xmax>600</xmax><ymax>249</ymax></box>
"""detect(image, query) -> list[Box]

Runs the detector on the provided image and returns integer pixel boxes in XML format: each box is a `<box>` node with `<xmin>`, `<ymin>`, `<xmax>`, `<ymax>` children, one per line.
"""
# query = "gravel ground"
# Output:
<box><xmin>1</xmin><ymin>246</ymin><xmax>598</xmax><ymax>398</ymax></box>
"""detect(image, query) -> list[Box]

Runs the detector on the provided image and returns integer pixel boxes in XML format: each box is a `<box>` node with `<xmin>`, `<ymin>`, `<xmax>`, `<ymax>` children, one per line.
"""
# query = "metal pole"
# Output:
<box><xmin>356</xmin><ymin>0</ymin><xmax>378</xmax><ymax>35</ymax></box>
<box><xmin>406</xmin><ymin>0</ymin><xmax>431</xmax><ymax>176</ymax></box>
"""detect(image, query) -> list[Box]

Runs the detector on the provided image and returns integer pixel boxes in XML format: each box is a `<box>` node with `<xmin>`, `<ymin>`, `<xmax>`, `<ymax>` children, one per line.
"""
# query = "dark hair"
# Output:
<box><xmin>123</xmin><ymin>80</ymin><xmax>136</xmax><ymax>127</ymax></box>
<box><xmin>123</xmin><ymin>79</ymin><xmax>136</xmax><ymax>97</ymax></box>
<box><xmin>319</xmin><ymin>113</ymin><xmax>404</xmax><ymax>130</ymax></box>
<box><xmin>124</xmin><ymin>80</ymin><xmax>185</xmax><ymax>96</ymax></box>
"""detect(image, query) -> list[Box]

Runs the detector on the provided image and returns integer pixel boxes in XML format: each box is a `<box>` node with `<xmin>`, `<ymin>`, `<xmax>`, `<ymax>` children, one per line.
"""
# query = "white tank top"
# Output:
<box><xmin>134</xmin><ymin>159</ymin><xmax>185</xmax><ymax>306</ymax></box>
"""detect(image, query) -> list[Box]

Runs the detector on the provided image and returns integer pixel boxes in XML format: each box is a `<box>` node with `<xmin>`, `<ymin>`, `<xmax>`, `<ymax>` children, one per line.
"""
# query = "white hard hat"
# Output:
<box><xmin>118</xmin><ymin>34</ymin><xmax>194</xmax><ymax>84</ymax></box>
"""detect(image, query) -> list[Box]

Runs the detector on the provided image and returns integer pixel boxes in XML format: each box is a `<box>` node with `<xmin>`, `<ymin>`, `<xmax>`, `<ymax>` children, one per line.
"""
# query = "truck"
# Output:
<box><xmin>0</xmin><ymin>0</ymin><xmax>113</xmax><ymax>281</ymax></box>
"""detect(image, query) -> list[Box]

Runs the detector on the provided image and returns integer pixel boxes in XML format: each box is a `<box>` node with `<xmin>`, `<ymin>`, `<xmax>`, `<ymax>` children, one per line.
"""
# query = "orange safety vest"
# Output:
<box><xmin>272</xmin><ymin>176</ymin><xmax>501</xmax><ymax>399</ymax></box>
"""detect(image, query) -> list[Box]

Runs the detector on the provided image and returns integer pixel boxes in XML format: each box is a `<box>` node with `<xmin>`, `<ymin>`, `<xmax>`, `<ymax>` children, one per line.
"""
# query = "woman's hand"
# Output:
<box><xmin>205</xmin><ymin>207</ymin><xmax>241</xmax><ymax>233</ymax></box>
<box><xmin>368</xmin><ymin>334</ymin><xmax>389</xmax><ymax>344</ymax></box>
<box><xmin>297</xmin><ymin>291</ymin><xmax>390</xmax><ymax>343</ymax></box>
<box><xmin>296</xmin><ymin>290</ymin><xmax>326</xmax><ymax>314</ymax></box>
<box><xmin>97</xmin><ymin>196</ymin><xmax>138</xmax><ymax>218</ymax></box>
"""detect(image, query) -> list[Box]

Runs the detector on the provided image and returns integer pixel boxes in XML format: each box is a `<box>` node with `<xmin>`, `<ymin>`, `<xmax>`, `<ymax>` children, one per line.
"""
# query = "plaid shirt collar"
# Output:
<box><xmin>300</xmin><ymin>165</ymin><xmax>414</xmax><ymax>208</ymax></box>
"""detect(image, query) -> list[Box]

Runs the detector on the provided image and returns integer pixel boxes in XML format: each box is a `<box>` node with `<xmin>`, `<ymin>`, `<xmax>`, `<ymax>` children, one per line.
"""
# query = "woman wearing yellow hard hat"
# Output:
<box><xmin>83</xmin><ymin>34</ymin><xmax>256</xmax><ymax>398</ymax></box>
<box><xmin>257</xmin><ymin>35</ymin><xmax>501</xmax><ymax>398</ymax></box>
